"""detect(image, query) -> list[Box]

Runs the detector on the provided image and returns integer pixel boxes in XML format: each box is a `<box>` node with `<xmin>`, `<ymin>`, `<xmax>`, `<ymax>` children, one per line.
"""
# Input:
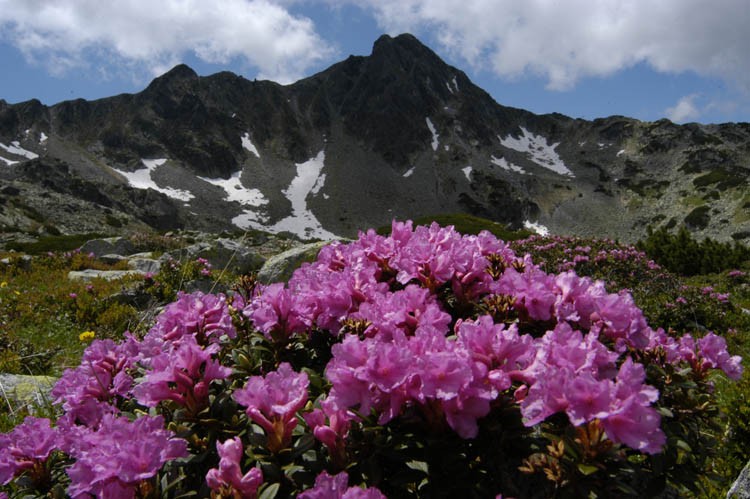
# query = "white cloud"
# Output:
<box><xmin>348</xmin><ymin>0</ymin><xmax>750</xmax><ymax>92</ymax></box>
<box><xmin>665</xmin><ymin>94</ymin><xmax>701</xmax><ymax>123</ymax></box>
<box><xmin>0</xmin><ymin>0</ymin><xmax>334</xmax><ymax>83</ymax></box>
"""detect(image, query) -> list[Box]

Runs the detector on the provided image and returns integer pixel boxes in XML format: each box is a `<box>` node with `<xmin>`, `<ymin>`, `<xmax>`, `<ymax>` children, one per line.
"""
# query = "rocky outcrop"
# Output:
<box><xmin>0</xmin><ymin>373</ymin><xmax>57</xmax><ymax>412</ymax></box>
<box><xmin>68</xmin><ymin>269</ymin><xmax>146</xmax><ymax>281</ymax></box>
<box><xmin>80</xmin><ymin>237</ymin><xmax>136</xmax><ymax>256</ymax></box>
<box><xmin>728</xmin><ymin>460</ymin><xmax>750</xmax><ymax>498</ymax></box>
<box><xmin>257</xmin><ymin>240</ymin><xmax>331</xmax><ymax>284</ymax></box>
<box><xmin>162</xmin><ymin>238</ymin><xmax>266</xmax><ymax>275</ymax></box>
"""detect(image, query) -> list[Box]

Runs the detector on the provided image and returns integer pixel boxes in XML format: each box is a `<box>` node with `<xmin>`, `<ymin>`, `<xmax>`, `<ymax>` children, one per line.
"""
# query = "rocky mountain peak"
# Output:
<box><xmin>145</xmin><ymin>63</ymin><xmax>199</xmax><ymax>90</ymax></box>
<box><xmin>0</xmin><ymin>34</ymin><xmax>748</xmax><ymax>245</ymax></box>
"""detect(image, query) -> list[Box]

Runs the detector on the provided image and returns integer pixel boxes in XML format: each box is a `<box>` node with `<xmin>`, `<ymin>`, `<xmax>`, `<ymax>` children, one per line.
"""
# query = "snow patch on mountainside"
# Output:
<box><xmin>403</xmin><ymin>167</ymin><xmax>415</xmax><ymax>178</ymax></box>
<box><xmin>426</xmin><ymin>118</ymin><xmax>439</xmax><ymax>151</ymax></box>
<box><xmin>491</xmin><ymin>155</ymin><xmax>527</xmax><ymax>175</ymax></box>
<box><xmin>199</xmin><ymin>171</ymin><xmax>268</xmax><ymax>206</ymax></box>
<box><xmin>311</xmin><ymin>173</ymin><xmax>326</xmax><ymax>195</ymax></box>
<box><xmin>0</xmin><ymin>141</ymin><xmax>39</xmax><ymax>161</ymax></box>
<box><xmin>232</xmin><ymin>209</ymin><xmax>269</xmax><ymax>228</ymax></box>
<box><xmin>524</xmin><ymin>220</ymin><xmax>550</xmax><ymax>236</ymax></box>
<box><xmin>462</xmin><ymin>166</ymin><xmax>473</xmax><ymax>181</ymax></box>
<box><xmin>241</xmin><ymin>132</ymin><xmax>260</xmax><ymax>158</ymax></box>
<box><xmin>114</xmin><ymin>159</ymin><xmax>195</xmax><ymax>202</ymax></box>
<box><xmin>233</xmin><ymin>150</ymin><xmax>337</xmax><ymax>240</ymax></box>
<box><xmin>499</xmin><ymin>127</ymin><xmax>573</xmax><ymax>177</ymax></box>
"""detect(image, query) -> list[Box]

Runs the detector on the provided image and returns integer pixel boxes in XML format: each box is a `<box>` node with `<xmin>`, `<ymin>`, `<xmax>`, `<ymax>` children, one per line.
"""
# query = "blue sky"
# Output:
<box><xmin>1</xmin><ymin>1</ymin><xmax>748</xmax><ymax>124</ymax></box>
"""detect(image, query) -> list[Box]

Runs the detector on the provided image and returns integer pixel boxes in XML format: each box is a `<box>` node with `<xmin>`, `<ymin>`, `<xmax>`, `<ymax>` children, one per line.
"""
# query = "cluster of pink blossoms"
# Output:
<box><xmin>0</xmin><ymin>221</ymin><xmax>743</xmax><ymax>498</ymax></box>
<box><xmin>1</xmin><ymin>291</ymin><xmax>236</xmax><ymax>497</ymax></box>
<box><xmin>245</xmin><ymin>221</ymin><xmax>742</xmax><ymax>453</ymax></box>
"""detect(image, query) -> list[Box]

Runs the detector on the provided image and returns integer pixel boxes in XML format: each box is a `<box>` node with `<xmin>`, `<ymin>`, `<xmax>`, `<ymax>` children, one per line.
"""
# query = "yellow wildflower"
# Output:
<box><xmin>79</xmin><ymin>331</ymin><xmax>96</xmax><ymax>342</ymax></box>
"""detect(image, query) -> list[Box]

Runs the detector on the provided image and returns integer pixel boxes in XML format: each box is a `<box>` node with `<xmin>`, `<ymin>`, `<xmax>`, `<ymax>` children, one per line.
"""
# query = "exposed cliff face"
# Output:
<box><xmin>0</xmin><ymin>33</ymin><xmax>748</xmax><ymax>245</ymax></box>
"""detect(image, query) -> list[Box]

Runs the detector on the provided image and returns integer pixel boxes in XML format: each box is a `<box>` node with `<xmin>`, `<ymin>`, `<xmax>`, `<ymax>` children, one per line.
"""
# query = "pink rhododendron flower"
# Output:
<box><xmin>352</xmin><ymin>284</ymin><xmax>451</xmax><ymax>339</ymax></box>
<box><xmin>206</xmin><ymin>437</ymin><xmax>263</xmax><ymax>498</ymax></box>
<box><xmin>61</xmin><ymin>414</ymin><xmax>188</xmax><ymax>498</ymax></box>
<box><xmin>133</xmin><ymin>334</ymin><xmax>231</xmax><ymax>415</ymax></box>
<box><xmin>233</xmin><ymin>363</ymin><xmax>309</xmax><ymax>453</ymax></box>
<box><xmin>304</xmin><ymin>399</ymin><xmax>356</xmax><ymax>468</ymax></box>
<box><xmin>245</xmin><ymin>282</ymin><xmax>313</xmax><ymax>341</ymax></box>
<box><xmin>698</xmin><ymin>333</ymin><xmax>743</xmax><ymax>380</ymax></box>
<box><xmin>298</xmin><ymin>471</ymin><xmax>386</xmax><ymax>499</ymax></box>
<box><xmin>145</xmin><ymin>291</ymin><xmax>236</xmax><ymax>349</ymax></box>
<box><xmin>0</xmin><ymin>417</ymin><xmax>60</xmax><ymax>485</ymax></box>
<box><xmin>51</xmin><ymin>339</ymin><xmax>136</xmax><ymax>426</ymax></box>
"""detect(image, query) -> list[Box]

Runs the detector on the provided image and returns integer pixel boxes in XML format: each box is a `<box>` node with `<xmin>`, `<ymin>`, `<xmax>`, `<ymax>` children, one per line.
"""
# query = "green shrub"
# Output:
<box><xmin>637</xmin><ymin>225</ymin><xmax>750</xmax><ymax>276</ymax></box>
<box><xmin>5</xmin><ymin>233</ymin><xmax>107</xmax><ymax>254</ymax></box>
<box><xmin>377</xmin><ymin>213</ymin><xmax>532</xmax><ymax>240</ymax></box>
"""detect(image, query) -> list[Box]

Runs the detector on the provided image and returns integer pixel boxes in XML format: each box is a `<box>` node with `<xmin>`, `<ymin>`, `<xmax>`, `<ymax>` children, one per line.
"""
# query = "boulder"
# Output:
<box><xmin>128</xmin><ymin>257</ymin><xmax>161</xmax><ymax>274</ymax></box>
<box><xmin>161</xmin><ymin>242</ymin><xmax>211</xmax><ymax>262</ymax></box>
<box><xmin>257</xmin><ymin>241</ymin><xmax>330</xmax><ymax>284</ymax></box>
<box><xmin>163</xmin><ymin>238</ymin><xmax>265</xmax><ymax>275</ymax></box>
<box><xmin>79</xmin><ymin>237</ymin><xmax>135</xmax><ymax>257</ymax></box>
<box><xmin>0</xmin><ymin>254</ymin><xmax>33</xmax><ymax>271</ymax></box>
<box><xmin>98</xmin><ymin>253</ymin><xmax>128</xmax><ymax>265</ymax></box>
<box><xmin>68</xmin><ymin>269</ymin><xmax>145</xmax><ymax>281</ymax></box>
<box><xmin>0</xmin><ymin>373</ymin><xmax>57</xmax><ymax>411</ymax></box>
<box><xmin>728</xmin><ymin>460</ymin><xmax>750</xmax><ymax>498</ymax></box>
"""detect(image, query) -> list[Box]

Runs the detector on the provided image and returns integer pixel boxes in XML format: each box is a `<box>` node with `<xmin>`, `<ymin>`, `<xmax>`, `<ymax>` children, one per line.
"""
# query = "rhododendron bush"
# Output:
<box><xmin>0</xmin><ymin>221</ymin><xmax>743</xmax><ymax>498</ymax></box>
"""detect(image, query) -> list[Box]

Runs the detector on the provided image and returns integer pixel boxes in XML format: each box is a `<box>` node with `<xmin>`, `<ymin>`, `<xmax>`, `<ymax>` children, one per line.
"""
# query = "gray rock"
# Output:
<box><xmin>161</xmin><ymin>242</ymin><xmax>211</xmax><ymax>262</ymax></box>
<box><xmin>163</xmin><ymin>238</ymin><xmax>265</xmax><ymax>275</ymax></box>
<box><xmin>68</xmin><ymin>269</ymin><xmax>146</xmax><ymax>281</ymax></box>
<box><xmin>0</xmin><ymin>374</ymin><xmax>58</xmax><ymax>411</ymax></box>
<box><xmin>128</xmin><ymin>257</ymin><xmax>161</xmax><ymax>274</ymax></box>
<box><xmin>728</xmin><ymin>460</ymin><xmax>750</xmax><ymax>498</ymax></box>
<box><xmin>99</xmin><ymin>253</ymin><xmax>128</xmax><ymax>265</ymax></box>
<box><xmin>182</xmin><ymin>278</ymin><xmax>229</xmax><ymax>295</ymax></box>
<box><xmin>79</xmin><ymin>237</ymin><xmax>135</xmax><ymax>257</ymax></box>
<box><xmin>257</xmin><ymin>240</ymin><xmax>330</xmax><ymax>284</ymax></box>
<box><xmin>129</xmin><ymin>251</ymin><xmax>155</xmax><ymax>259</ymax></box>
<box><xmin>1</xmin><ymin>254</ymin><xmax>33</xmax><ymax>271</ymax></box>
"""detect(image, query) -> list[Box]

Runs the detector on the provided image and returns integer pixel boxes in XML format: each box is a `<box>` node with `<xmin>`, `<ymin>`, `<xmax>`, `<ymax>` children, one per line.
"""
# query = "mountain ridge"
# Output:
<box><xmin>0</xmin><ymin>33</ymin><xmax>748</xmax><ymax>245</ymax></box>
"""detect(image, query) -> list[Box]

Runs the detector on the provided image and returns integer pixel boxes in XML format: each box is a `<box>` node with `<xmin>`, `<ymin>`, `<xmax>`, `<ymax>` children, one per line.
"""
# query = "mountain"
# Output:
<box><xmin>0</xmin><ymin>33</ymin><xmax>748</xmax><ymax>245</ymax></box>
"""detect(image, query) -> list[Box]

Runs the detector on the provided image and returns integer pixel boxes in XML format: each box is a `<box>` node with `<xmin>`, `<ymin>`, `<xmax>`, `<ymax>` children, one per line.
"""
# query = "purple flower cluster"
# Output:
<box><xmin>659</xmin><ymin>331</ymin><xmax>744</xmax><ymax>380</ymax></box>
<box><xmin>240</xmin><ymin>221</ymin><xmax>742</xmax><ymax>452</ymax></box>
<box><xmin>51</xmin><ymin>338</ymin><xmax>137</xmax><ymax>426</ymax></box>
<box><xmin>298</xmin><ymin>471</ymin><xmax>385</xmax><ymax>499</ymax></box>
<box><xmin>233</xmin><ymin>362</ymin><xmax>309</xmax><ymax>453</ymax></box>
<box><xmin>60</xmin><ymin>414</ymin><xmax>187</xmax><ymax>498</ymax></box>
<box><xmin>206</xmin><ymin>437</ymin><xmax>263</xmax><ymax>498</ymax></box>
<box><xmin>1</xmin><ymin>290</ymin><xmax>237</xmax><ymax>497</ymax></box>
<box><xmin>1</xmin><ymin>221</ymin><xmax>743</xmax><ymax>497</ymax></box>
<box><xmin>145</xmin><ymin>291</ymin><xmax>236</xmax><ymax>348</ymax></box>
<box><xmin>133</xmin><ymin>334</ymin><xmax>231</xmax><ymax>414</ymax></box>
<box><xmin>304</xmin><ymin>400</ymin><xmax>354</xmax><ymax>468</ymax></box>
<box><xmin>0</xmin><ymin>417</ymin><xmax>60</xmax><ymax>486</ymax></box>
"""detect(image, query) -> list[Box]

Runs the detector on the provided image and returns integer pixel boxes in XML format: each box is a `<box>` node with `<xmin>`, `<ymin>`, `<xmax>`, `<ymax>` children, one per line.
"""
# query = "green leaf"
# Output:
<box><xmin>658</xmin><ymin>407</ymin><xmax>674</xmax><ymax>418</ymax></box>
<box><xmin>676</xmin><ymin>439</ymin><xmax>692</xmax><ymax>452</ymax></box>
<box><xmin>291</xmin><ymin>433</ymin><xmax>316</xmax><ymax>458</ymax></box>
<box><xmin>577</xmin><ymin>463</ymin><xmax>600</xmax><ymax>476</ymax></box>
<box><xmin>406</xmin><ymin>460</ymin><xmax>429</xmax><ymax>474</ymax></box>
<box><xmin>258</xmin><ymin>482</ymin><xmax>280</xmax><ymax>499</ymax></box>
